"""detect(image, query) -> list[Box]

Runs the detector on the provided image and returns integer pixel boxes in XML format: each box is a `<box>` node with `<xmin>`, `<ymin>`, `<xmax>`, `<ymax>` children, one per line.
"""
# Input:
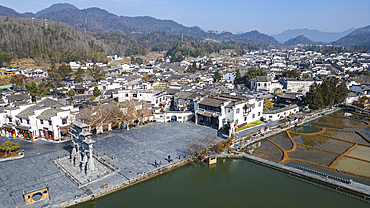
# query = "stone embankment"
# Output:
<box><xmin>53</xmin><ymin>158</ymin><xmax>191</xmax><ymax>207</ymax></box>
<box><xmin>218</xmin><ymin>153</ymin><xmax>370</xmax><ymax>200</ymax></box>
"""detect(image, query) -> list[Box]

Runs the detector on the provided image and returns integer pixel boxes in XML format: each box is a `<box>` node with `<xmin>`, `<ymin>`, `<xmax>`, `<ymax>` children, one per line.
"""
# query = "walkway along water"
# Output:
<box><xmin>54</xmin><ymin>107</ymin><xmax>368</xmax><ymax>207</ymax></box>
<box><xmin>53</xmin><ymin>158</ymin><xmax>192</xmax><ymax>207</ymax></box>
<box><xmin>218</xmin><ymin>153</ymin><xmax>370</xmax><ymax>201</ymax></box>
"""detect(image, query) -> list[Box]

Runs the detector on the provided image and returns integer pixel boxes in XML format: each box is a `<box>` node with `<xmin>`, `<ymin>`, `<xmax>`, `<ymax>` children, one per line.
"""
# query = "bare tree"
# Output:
<box><xmin>77</xmin><ymin>102</ymin><xmax>123</xmax><ymax>129</ymax></box>
<box><xmin>186</xmin><ymin>135</ymin><xmax>217</xmax><ymax>161</ymax></box>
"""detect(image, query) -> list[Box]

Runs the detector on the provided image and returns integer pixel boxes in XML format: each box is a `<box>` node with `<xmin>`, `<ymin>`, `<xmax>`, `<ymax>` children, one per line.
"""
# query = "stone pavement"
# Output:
<box><xmin>91</xmin><ymin>122</ymin><xmax>223</xmax><ymax>179</ymax></box>
<box><xmin>0</xmin><ymin>122</ymin><xmax>222</xmax><ymax>208</ymax></box>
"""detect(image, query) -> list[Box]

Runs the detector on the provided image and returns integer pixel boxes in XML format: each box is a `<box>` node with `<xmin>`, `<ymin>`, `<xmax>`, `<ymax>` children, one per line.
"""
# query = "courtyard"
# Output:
<box><xmin>0</xmin><ymin>122</ymin><xmax>222</xmax><ymax>208</ymax></box>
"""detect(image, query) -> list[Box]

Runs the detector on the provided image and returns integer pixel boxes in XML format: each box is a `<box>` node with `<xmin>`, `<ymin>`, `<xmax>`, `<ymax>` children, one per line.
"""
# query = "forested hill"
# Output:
<box><xmin>284</xmin><ymin>35</ymin><xmax>325</xmax><ymax>46</ymax></box>
<box><xmin>331</xmin><ymin>25</ymin><xmax>370</xmax><ymax>51</ymax></box>
<box><xmin>0</xmin><ymin>15</ymin><xmax>147</xmax><ymax>64</ymax></box>
<box><xmin>0</xmin><ymin>3</ymin><xmax>280</xmax><ymax>47</ymax></box>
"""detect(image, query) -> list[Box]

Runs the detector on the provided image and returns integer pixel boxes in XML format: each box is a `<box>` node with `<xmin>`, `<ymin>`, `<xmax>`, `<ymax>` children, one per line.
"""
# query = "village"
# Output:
<box><xmin>0</xmin><ymin>47</ymin><xmax>369</xmax><ymax>141</ymax></box>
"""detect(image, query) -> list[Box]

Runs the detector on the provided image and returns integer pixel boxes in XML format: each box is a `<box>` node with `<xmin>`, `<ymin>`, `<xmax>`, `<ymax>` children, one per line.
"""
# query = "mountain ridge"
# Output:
<box><xmin>273</xmin><ymin>28</ymin><xmax>356</xmax><ymax>43</ymax></box>
<box><xmin>284</xmin><ymin>35</ymin><xmax>325</xmax><ymax>46</ymax></box>
<box><xmin>331</xmin><ymin>25</ymin><xmax>370</xmax><ymax>51</ymax></box>
<box><xmin>0</xmin><ymin>3</ymin><xmax>280</xmax><ymax>47</ymax></box>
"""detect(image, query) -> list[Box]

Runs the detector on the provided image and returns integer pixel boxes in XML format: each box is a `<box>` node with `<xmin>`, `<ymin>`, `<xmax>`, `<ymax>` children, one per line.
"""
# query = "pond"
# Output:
<box><xmin>73</xmin><ymin>159</ymin><xmax>369</xmax><ymax>208</ymax></box>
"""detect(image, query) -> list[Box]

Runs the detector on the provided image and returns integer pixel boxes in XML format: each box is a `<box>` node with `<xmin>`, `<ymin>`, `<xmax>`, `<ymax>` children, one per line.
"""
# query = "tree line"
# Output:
<box><xmin>304</xmin><ymin>78</ymin><xmax>349</xmax><ymax>110</ymax></box>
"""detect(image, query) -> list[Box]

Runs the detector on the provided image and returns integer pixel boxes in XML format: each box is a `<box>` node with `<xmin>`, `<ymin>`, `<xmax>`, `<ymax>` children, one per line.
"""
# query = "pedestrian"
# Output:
<box><xmin>155</xmin><ymin>160</ymin><xmax>157</xmax><ymax>167</ymax></box>
<box><xmin>159</xmin><ymin>161</ymin><xmax>162</xmax><ymax>166</ymax></box>
<box><xmin>168</xmin><ymin>155</ymin><xmax>171</xmax><ymax>161</ymax></box>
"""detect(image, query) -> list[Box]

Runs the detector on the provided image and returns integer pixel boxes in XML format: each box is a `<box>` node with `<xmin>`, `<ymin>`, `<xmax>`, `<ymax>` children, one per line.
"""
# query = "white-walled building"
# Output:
<box><xmin>194</xmin><ymin>95</ymin><xmax>263</xmax><ymax>129</ymax></box>
<box><xmin>222</xmin><ymin>72</ymin><xmax>236</xmax><ymax>84</ymax></box>
<box><xmin>262</xmin><ymin>104</ymin><xmax>299</xmax><ymax>121</ymax></box>
<box><xmin>0</xmin><ymin>98</ymin><xmax>74</xmax><ymax>141</ymax></box>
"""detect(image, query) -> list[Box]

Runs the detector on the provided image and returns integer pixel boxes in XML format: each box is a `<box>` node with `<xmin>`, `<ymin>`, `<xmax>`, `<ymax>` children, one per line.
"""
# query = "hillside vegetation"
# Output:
<box><xmin>0</xmin><ymin>15</ymin><xmax>151</xmax><ymax>66</ymax></box>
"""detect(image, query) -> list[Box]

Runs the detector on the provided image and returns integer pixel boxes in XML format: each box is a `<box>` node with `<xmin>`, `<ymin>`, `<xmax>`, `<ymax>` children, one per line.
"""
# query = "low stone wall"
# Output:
<box><xmin>53</xmin><ymin>158</ymin><xmax>191</xmax><ymax>208</ymax></box>
<box><xmin>0</xmin><ymin>153</ymin><xmax>24</xmax><ymax>162</ymax></box>
<box><xmin>219</xmin><ymin>153</ymin><xmax>370</xmax><ymax>198</ymax></box>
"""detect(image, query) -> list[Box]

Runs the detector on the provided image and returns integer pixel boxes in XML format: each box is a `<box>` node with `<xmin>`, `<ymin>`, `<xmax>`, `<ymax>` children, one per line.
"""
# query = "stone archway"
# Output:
<box><xmin>171</xmin><ymin>115</ymin><xmax>177</xmax><ymax>122</ymax></box>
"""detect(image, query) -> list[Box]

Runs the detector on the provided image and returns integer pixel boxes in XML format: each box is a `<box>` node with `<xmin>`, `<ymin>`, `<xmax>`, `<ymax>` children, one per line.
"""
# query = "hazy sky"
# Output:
<box><xmin>1</xmin><ymin>0</ymin><xmax>369</xmax><ymax>35</ymax></box>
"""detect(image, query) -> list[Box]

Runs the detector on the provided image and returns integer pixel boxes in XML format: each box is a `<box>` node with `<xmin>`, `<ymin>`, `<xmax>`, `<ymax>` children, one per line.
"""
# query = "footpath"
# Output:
<box><xmin>218</xmin><ymin>152</ymin><xmax>370</xmax><ymax>201</ymax></box>
<box><xmin>233</xmin><ymin>107</ymin><xmax>340</xmax><ymax>149</ymax></box>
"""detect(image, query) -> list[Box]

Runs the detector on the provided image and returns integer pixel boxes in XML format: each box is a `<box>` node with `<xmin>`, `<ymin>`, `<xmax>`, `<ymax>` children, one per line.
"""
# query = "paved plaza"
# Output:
<box><xmin>0</xmin><ymin>122</ymin><xmax>223</xmax><ymax>208</ymax></box>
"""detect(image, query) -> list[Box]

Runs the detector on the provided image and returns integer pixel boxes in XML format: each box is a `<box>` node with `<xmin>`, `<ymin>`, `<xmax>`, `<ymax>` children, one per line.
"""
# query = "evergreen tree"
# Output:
<box><xmin>67</xmin><ymin>90</ymin><xmax>76</xmax><ymax>97</ymax></box>
<box><xmin>236</xmin><ymin>69</ymin><xmax>241</xmax><ymax>80</ymax></box>
<box><xmin>93</xmin><ymin>86</ymin><xmax>101</xmax><ymax>97</ymax></box>
<box><xmin>305</xmin><ymin>82</ymin><xmax>323</xmax><ymax>110</ymax></box>
<box><xmin>74</xmin><ymin>74</ymin><xmax>84</xmax><ymax>83</ymax></box>
<box><xmin>58</xmin><ymin>64</ymin><xmax>72</xmax><ymax>79</ymax></box>
<box><xmin>214</xmin><ymin>70</ymin><xmax>221</xmax><ymax>82</ymax></box>
<box><xmin>245</xmin><ymin>68</ymin><xmax>267</xmax><ymax>82</ymax></box>
<box><xmin>336</xmin><ymin>80</ymin><xmax>349</xmax><ymax>103</ymax></box>
<box><xmin>321</xmin><ymin>81</ymin><xmax>333</xmax><ymax>106</ymax></box>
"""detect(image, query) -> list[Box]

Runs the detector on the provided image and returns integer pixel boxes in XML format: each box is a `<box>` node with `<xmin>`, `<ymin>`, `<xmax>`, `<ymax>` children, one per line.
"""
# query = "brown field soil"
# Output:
<box><xmin>287</xmin><ymin>145</ymin><xmax>338</xmax><ymax>166</ymax></box>
<box><xmin>321</xmin><ymin>130</ymin><xmax>370</xmax><ymax>145</ymax></box>
<box><xmin>346</xmin><ymin>146</ymin><xmax>370</xmax><ymax>161</ymax></box>
<box><xmin>268</xmin><ymin>132</ymin><xmax>293</xmax><ymax>150</ymax></box>
<box><xmin>121</xmin><ymin>51</ymin><xmax>167</xmax><ymax>64</ymax></box>
<box><xmin>334</xmin><ymin>157</ymin><xmax>370</xmax><ymax>178</ymax></box>
<box><xmin>251</xmin><ymin>139</ymin><xmax>284</xmax><ymax>163</ymax></box>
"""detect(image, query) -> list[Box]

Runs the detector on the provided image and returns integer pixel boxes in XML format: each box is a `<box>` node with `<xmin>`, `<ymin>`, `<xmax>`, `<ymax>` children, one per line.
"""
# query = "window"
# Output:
<box><xmin>258</xmin><ymin>112</ymin><xmax>261</xmax><ymax>116</ymax></box>
<box><xmin>20</xmin><ymin>118</ymin><xmax>23</xmax><ymax>123</ymax></box>
<box><xmin>258</xmin><ymin>102</ymin><xmax>261</xmax><ymax>107</ymax></box>
<box><xmin>133</xmin><ymin>94</ymin><xmax>137</xmax><ymax>97</ymax></box>
<box><xmin>166</xmin><ymin>116</ymin><xmax>170</xmax><ymax>119</ymax></box>
<box><xmin>178</xmin><ymin>116</ymin><xmax>182</xmax><ymax>119</ymax></box>
<box><xmin>156</xmin><ymin>100</ymin><xmax>158</xmax><ymax>104</ymax></box>
<box><xmin>62</xmin><ymin>119</ymin><xmax>67</xmax><ymax>124</ymax></box>
<box><xmin>252</xmin><ymin>114</ymin><xmax>255</xmax><ymax>119</ymax></box>
<box><xmin>235</xmin><ymin>119</ymin><xmax>238</xmax><ymax>125</ymax></box>
<box><xmin>126</xmin><ymin>94</ymin><xmax>128</xmax><ymax>97</ymax></box>
<box><xmin>40</xmin><ymin>120</ymin><xmax>44</xmax><ymax>124</ymax></box>
<box><xmin>244</xmin><ymin>117</ymin><xmax>247</xmax><ymax>121</ymax></box>
<box><xmin>27</xmin><ymin>120</ymin><xmax>29</xmax><ymax>124</ymax></box>
<box><xmin>48</xmin><ymin>121</ymin><xmax>52</xmax><ymax>126</ymax></box>
<box><xmin>264</xmin><ymin>83</ymin><xmax>267</xmax><ymax>87</ymax></box>
<box><xmin>278</xmin><ymin>114</ymin><xmax>280</xmax><ymax>117</ymax></box>
<box><xmin>258</xmin><ymin>83</ymin><xmax>260</xmax><ymax>86</ymax></box>
<box><xmin>8</xmin><ymin>118</ymin><xmax>12</xmax><ymax>122</ymax></box>
<box><xmin>160</xmin><ymin>115</ymin><xmax>163</xmax><ymax>118</ymax></box>
<box><xmin>236</xmin><ymin>108</ymin><xmax>240</xmax><ymax>114</ymax></box>
<box><xmin>269</xmin><ymin>115</ymin><xmax>272</xmax><ymax>118</ymax></box>
<box><xmin>284</xmin><ymin>112</ymin><xmax>286</xmax><ymax>115</ymax></box>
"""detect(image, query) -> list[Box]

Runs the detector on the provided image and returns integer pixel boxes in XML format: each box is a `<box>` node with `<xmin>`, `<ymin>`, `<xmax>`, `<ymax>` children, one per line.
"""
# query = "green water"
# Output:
<box><xmin>290</xmin><ymin>123</ymin><xmax>322</xmax><ymax>133</ymax></box>
<box><xmin>74</xmin><ymin>159</ymin><xmax>368</xmax><ymax>208</ymax></box>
